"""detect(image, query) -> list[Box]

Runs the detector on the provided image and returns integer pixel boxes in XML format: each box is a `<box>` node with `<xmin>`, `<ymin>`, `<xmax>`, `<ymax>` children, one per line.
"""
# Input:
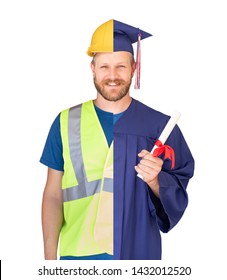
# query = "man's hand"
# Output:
<box><xmin>135</xmin><ymin>149</ymin><xmax>163</xmax><ymax>197</ymax></box>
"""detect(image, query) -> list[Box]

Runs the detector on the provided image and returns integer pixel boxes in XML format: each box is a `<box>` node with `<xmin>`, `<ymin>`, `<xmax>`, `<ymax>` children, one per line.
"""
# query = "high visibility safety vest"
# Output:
<box><xmin>59</xmin><ymin>100</ymin><xmax>113</xmax><ymax>257</ymax></box>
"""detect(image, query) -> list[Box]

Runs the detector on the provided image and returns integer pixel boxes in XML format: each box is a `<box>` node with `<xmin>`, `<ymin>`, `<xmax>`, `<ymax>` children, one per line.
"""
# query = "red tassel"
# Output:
<box><xmin>134</xmin><ymin>32</ymin><xmax>141</xmax><ymax>89</ymax></box>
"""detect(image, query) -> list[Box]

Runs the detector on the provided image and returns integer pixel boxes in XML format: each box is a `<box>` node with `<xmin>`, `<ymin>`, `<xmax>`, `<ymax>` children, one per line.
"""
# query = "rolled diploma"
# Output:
<box><xmin>137</xmin><ymin>110</ymin><xmax>181</xmax><ymax>179</ymax></box>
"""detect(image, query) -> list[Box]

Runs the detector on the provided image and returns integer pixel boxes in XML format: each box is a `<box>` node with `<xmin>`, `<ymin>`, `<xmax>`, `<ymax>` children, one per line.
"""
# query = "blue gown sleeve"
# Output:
<box><xmin>156</xmin><ymin>124</ymin><xmax>194</xmax><ymax>232</ymax></box>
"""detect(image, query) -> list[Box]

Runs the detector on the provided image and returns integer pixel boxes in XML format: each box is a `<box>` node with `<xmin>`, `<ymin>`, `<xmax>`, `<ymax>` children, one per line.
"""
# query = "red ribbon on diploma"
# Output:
<box><xmin>152</xmin><ymin>139</ymin><xmax>175</xmax><ymax>169</ymax></box>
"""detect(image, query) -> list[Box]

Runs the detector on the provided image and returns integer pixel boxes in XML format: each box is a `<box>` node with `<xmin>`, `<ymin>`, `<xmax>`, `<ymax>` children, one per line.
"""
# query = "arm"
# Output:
<box><xmin>135</xmin><ymin>151</ymin><xmax>171</xmax><ymax>231</ymax></box>
<box><xmin>135</xmin><ymin>125</ymin><xmax>194</xmax><ymax>233</ymax></box>
<box><xmin>41</xmin><ymin>168</ymin><xmax>64</xmax><ymax>260</ymax></box>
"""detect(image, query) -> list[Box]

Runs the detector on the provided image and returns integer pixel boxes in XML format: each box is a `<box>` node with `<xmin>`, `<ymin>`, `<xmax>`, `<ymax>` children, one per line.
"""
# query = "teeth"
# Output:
<box><xmin>109</xmin><ymin>82</ymin><xmax>116</xmax><ymax>86</ymax></box>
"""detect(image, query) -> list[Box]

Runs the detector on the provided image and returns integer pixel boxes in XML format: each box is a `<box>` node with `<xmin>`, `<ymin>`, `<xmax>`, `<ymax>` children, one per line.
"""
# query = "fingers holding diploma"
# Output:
<box><xmin>135</xmin><ymin>149</ymin><xmax>163</xmax><ymax>197</ymax></box>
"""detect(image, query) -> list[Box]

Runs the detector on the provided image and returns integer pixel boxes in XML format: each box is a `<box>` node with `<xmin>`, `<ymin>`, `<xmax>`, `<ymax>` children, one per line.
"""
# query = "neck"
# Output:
<box><xmin>93</xmin><ymin>94</ymin><xmax>132</xmax><ymax>114</ymax></box>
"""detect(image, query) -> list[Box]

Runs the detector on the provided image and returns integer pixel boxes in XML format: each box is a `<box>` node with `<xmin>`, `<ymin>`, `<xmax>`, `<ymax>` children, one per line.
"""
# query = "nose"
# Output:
<box><xmin>107</xmin><ymin>67</ymin><xmax>118</xmax><ymax>80</ymax></box>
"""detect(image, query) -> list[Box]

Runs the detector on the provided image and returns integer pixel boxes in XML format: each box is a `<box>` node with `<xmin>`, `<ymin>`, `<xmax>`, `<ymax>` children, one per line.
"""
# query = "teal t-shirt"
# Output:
<box><xmin>94</xmin><ymin>104</ymin><xmax>123</xmax><ymax>147</ymax></box>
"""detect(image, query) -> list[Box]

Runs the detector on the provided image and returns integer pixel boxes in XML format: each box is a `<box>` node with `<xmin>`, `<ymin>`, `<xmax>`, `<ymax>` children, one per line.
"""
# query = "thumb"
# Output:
<box><xmin>138</xmin><ymin>149</ymin><xmax>150</xmax><ymax>158</ymax></box>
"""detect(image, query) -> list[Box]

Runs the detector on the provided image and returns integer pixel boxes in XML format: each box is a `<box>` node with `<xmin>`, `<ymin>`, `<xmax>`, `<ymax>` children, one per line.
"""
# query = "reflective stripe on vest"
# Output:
<box><xmin>60</xmin><ymin>101</ymin><xmax>113</xmax><ymax>257</ymax></box>
<box><xmin>62</xmin><ymin>104</ymin><xmax>113</xmax><ymax>202</ymax></box>
<box><xmin>63</xmin><ymin>178</ymin><xmax>113</xmax><ymax>202</ymax></box>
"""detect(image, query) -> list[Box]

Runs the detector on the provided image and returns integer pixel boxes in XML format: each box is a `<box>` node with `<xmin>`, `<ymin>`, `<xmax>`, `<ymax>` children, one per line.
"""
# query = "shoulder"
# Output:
<box><xmin>133</xmin><ymin>99</ymin><xmax>169</xmax><ymax>121</ymax></box>
<box><xmin>60</xmin><ymin>100</ymin><xmax>92</xmax><ymax>116</ymax></box>
<box><xmin>115</xmin><ymin>99</ymin><xmax>170</xmax><ymax>137</ymax></box>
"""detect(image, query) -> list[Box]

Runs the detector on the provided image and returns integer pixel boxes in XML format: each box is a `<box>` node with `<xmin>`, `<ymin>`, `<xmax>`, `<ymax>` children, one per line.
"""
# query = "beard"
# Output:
<box><xmin>93</xmin><ymin>77</ymin><xmax>132</xmax><ymax>102</ymax></box>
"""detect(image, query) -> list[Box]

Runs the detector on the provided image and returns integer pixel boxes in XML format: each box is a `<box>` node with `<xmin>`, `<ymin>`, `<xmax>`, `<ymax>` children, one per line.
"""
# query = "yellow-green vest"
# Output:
<box><xmin>59</xmin><ymin>100</ymin><xmax>113</xmax><ymax>256</ymax></box>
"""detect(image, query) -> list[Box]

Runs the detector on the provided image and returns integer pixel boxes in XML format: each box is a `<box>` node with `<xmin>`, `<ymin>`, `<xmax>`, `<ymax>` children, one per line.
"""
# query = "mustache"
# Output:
<box><xmin>103</xmin><ymin>79</ymin><xmax>125</xmax><ymax>84</ymax></box>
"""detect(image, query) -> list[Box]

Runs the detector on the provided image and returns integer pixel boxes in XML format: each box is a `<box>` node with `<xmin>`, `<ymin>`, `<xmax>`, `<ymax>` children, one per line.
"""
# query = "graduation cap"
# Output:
<box><xmin>87</xmin><ymin>19</ymin><xmax>152</xmax><ymax>89</ymax></box>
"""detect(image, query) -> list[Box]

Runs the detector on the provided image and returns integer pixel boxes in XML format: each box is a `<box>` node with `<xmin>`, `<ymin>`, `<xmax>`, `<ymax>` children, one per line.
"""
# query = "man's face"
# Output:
<box><xmin>91</xmin><ymin>52</ymin><xmax>136</xmax><ymax>102</ymax></box>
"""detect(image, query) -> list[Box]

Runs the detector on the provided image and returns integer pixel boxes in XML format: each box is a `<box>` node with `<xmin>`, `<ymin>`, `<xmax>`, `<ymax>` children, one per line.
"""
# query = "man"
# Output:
<box><xmin>40</xmin><ymin>19</ymin><xmax>194</xmax><ymax>260</ymax></box>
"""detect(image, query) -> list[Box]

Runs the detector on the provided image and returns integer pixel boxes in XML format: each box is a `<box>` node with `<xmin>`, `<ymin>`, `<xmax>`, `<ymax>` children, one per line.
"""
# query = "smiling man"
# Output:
<box><xmin>92</xmin><ymin>52</ymin><xmax>134</xmax><ymax>112</ymax></box>
<box><xmin>40</xmin><ymin>19</ymin><xmax>194</xmax><ymax>260</ymax></box>
<box><xmin>92</xmin><ymin>52</ymin><xmax>134</xmax><ymax>104</ymax></box>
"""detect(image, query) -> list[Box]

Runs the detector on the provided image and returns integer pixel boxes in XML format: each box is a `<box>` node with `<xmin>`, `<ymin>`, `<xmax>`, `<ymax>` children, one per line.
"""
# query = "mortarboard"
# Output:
<box><xmin>87</xmin><ymin>19</ymin><xmax>152</xmax><ymax>89</ymax></box>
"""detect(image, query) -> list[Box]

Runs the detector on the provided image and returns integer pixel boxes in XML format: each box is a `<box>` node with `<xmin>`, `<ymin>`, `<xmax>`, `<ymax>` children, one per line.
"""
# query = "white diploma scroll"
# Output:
<box><xmin>137</xmin><ymin>110</ymin><xmax>181</xmax><ymax>179</ymax></box>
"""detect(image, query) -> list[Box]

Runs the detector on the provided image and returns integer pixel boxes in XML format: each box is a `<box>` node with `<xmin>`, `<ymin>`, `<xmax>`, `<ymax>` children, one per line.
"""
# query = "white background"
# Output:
<box><xmin>0</xmin><ymin>0</ymin><xmax>226</xmax><ymax>279</ymax></box>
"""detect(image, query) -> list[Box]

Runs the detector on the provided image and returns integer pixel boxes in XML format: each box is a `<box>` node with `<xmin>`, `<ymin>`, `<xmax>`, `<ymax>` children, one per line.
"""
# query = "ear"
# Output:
<box><xmin>132</xmin><ymin>62</ymin><xmax>136</xmax><ymax>76</ymax></box>
<box><xmin>90</xmin><ymin>62</ymin><xmax>95</xmax><ymax>77</ymax></box>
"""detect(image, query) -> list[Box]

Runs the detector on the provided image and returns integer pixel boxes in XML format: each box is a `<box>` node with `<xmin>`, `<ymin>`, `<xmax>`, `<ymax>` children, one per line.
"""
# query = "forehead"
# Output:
<box><xmin>94</xmin><ymin>51</ymin><xmax>133</xmax><ymax>64</ymax></box>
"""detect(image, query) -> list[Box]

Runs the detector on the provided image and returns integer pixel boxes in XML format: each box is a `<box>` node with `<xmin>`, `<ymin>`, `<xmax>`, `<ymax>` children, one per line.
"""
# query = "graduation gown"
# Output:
<box><xmin>113</xmin><ymin>98</ymin><xmax>194</xmax><ymax>260</ymax></box>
